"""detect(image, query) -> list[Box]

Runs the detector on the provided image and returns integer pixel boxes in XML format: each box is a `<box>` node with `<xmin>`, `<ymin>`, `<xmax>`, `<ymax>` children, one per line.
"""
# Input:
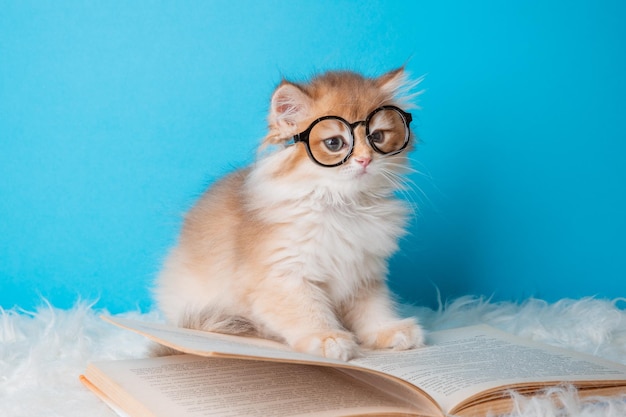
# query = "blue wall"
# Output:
<box><xmin>1</xmin><ymin>1</ymin><xmax>624</xmax><ymax>313</ymax></box>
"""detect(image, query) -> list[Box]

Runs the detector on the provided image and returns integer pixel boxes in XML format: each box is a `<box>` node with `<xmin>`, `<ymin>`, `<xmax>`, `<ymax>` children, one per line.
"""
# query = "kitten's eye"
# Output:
<box><xmin>368</xmin><ymin>130</ymin><xmax>384</xmax><ymax>144</ymax></box>
<box><xmin>324</xmin><ymin>137</ymin><xmax>345</xmax><ymax>152</ymax></box>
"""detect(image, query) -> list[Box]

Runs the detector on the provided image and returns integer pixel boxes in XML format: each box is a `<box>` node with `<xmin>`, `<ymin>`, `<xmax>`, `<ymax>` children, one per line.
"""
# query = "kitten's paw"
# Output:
<box><xmin>293</xmin><ymin>331</ymin><xmax>359</xmax><ymax>361</ymax></box>
<box><xmin>360</xmin><ymin>318</ymin><xmax>425</xmax><ymax>350</ymax></box>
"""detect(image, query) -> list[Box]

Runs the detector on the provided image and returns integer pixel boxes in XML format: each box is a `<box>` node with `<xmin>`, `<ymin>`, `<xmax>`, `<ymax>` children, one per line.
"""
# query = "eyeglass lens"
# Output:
<box><xmin>307</xmin><ymin>118</ymin><xmax>354</xmax><ymax>166</ymax></box>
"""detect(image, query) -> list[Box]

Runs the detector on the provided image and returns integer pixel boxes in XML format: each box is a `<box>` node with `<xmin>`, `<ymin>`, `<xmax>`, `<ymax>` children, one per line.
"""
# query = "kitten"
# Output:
<box><xmin>154</xmin><ymin>68</ymin><xmax>425</xmax><ymax>360</ymax></box>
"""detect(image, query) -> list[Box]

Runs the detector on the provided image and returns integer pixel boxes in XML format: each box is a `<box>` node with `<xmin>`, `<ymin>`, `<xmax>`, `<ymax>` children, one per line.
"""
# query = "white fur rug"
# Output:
<box><xmin>1</xmin><ymin>297</ymin><xmax>625</xmax><ymax>417</ymax></box>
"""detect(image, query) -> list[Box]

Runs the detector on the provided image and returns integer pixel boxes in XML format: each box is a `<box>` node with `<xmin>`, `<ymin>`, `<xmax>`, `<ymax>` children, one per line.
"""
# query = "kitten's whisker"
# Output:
<box><xmin>385</xmin><ymin>158</ymin><xmax>440</xmax><ymax>205</ymax></box>
<box><xmin>382</xmin><ymin>160</ymin><xmax>429</xmax><ymax>180</ymax></box>
<box><xmin>378</xmin><ymin>168</ymin><xmax>420</xmax><ymax>219</ymax></box>
<box><xmin>378</xmin><ymin>159</ymin><xmax>437</xmax><ymax>218</ymax></box>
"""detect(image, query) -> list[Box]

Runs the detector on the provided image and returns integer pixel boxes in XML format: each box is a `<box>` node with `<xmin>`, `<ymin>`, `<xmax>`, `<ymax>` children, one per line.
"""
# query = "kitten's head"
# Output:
<box><xmin>256</xmin><ymin>68</ymin><xmax>421</xmax><ymax>199</ymax></box>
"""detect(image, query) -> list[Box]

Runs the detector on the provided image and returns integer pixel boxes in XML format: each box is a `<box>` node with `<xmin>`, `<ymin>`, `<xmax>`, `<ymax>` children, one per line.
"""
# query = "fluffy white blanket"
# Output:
<box><xmin>1</xmin><ymin>297</ymin><xmax>625</xmax><ymax>417</ymax></box>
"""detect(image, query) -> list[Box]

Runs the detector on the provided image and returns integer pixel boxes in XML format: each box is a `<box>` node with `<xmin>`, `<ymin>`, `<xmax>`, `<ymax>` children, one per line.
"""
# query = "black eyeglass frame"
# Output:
<box><xmin>290</xmin><ymin>105</ymin><xmax>413</xmax><ymax>168</ymax></box>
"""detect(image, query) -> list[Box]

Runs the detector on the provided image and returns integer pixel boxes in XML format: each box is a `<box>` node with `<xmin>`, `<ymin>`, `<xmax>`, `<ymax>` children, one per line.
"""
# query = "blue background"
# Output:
<box><xmin>1</xmin><ymin>1</ymin><xmax>624</xmax><ymax>313</ymax></box>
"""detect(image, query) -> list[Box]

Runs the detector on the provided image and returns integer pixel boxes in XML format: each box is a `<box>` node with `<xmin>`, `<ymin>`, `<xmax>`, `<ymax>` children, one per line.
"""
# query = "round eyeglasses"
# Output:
<box><xmin>290</xmin><ymin>105</ymin><xmax>413</xmax><ymax>167</ymax></box>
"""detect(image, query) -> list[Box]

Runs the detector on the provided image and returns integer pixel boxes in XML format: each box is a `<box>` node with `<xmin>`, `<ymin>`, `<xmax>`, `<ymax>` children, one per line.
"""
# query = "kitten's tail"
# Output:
<box><xmin>149</xmin><ymin>306</ymin><xmax>257</xmax><ymax>357</ymax></box>
<box><xmin>180</xmin><ymin>306</ymin><xmax>258</xmax><ymax>335</ymax></box>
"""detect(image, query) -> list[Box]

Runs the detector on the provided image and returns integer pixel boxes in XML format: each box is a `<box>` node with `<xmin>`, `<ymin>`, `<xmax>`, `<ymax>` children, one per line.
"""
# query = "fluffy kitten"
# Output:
<box><xmin>154</xmin><ymin>68</ymin><xmax>425</xmax><ymax>360</ymax></box>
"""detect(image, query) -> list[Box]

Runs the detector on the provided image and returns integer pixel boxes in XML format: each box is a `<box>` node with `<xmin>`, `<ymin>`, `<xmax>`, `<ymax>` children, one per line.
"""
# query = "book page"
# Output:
<box><xmin>85</xmin><ymin>354</ymin><xmax>435</xmax><ymax>417</ymax></box>
<box><xmin>103</xmin><ymin>316</ymin><xmax>348</xmax><ymax>367</ymax></box>
<box><xmin>350</xmin><ymin>325</ymin><xmax>626</xmax><ymax>413</ymax></box>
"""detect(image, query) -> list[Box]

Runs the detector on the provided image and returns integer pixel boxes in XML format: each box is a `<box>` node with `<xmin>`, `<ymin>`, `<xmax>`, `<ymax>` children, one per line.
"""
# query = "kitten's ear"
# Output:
<box><xmin>377</xmin><ymin>67</ymin><xmax>423</xmax><ymax>108</ymax></box>
<box><xmin>269</xmin><ymin>81</ymin><xmax>312</xmax><ymax>140</ymax></box>
<box><xmin>377</xmin><ymin>67</ymin><xmax>406</xmax><ymax>91</ymax></box>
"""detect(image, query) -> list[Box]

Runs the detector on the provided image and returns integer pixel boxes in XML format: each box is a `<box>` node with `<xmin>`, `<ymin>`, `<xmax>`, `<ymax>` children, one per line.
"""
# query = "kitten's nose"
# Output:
<box><xmin>354</xmin><ymin>156</ymin><xmax>372</xmax><ymax>168</ymax></box>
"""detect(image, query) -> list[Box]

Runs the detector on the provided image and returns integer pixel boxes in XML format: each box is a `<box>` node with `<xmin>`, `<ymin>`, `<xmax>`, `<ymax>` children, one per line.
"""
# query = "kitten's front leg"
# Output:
<box><xmin>251</xmin><ymin>278</ymin><xmax>359</xmax><ymax>361</ymax></box>
<box><xmin>343</xmin><ymin>283</ymin><xmax>425</xmax><ymax>351</ymax></box>
<box><xmin>292</xmin><ymin>329</ymin><xmax>358</xmax><ymax>361</ymax></box>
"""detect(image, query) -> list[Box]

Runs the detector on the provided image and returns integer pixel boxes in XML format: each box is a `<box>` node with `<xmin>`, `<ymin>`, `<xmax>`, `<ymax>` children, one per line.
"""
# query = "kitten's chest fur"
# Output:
<box><xmin>255</xmin><ymin>189</ymin><xmax>408</xmax><ymax>302</ymax></box>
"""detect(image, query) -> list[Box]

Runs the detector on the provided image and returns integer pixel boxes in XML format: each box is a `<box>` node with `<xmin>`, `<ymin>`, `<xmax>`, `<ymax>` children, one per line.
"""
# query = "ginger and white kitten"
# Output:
<box><xmin>154</xmin><ymin>68</ymin><xmax>425</xmax><ymax>360</ymax></box>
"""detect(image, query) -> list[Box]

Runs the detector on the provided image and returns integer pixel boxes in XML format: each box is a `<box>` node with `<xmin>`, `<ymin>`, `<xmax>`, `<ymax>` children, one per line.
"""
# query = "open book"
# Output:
<box><xmin>81</xmin><ymin>317</ymin><xmax>626</xmax><ymax>417</ymax></box>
